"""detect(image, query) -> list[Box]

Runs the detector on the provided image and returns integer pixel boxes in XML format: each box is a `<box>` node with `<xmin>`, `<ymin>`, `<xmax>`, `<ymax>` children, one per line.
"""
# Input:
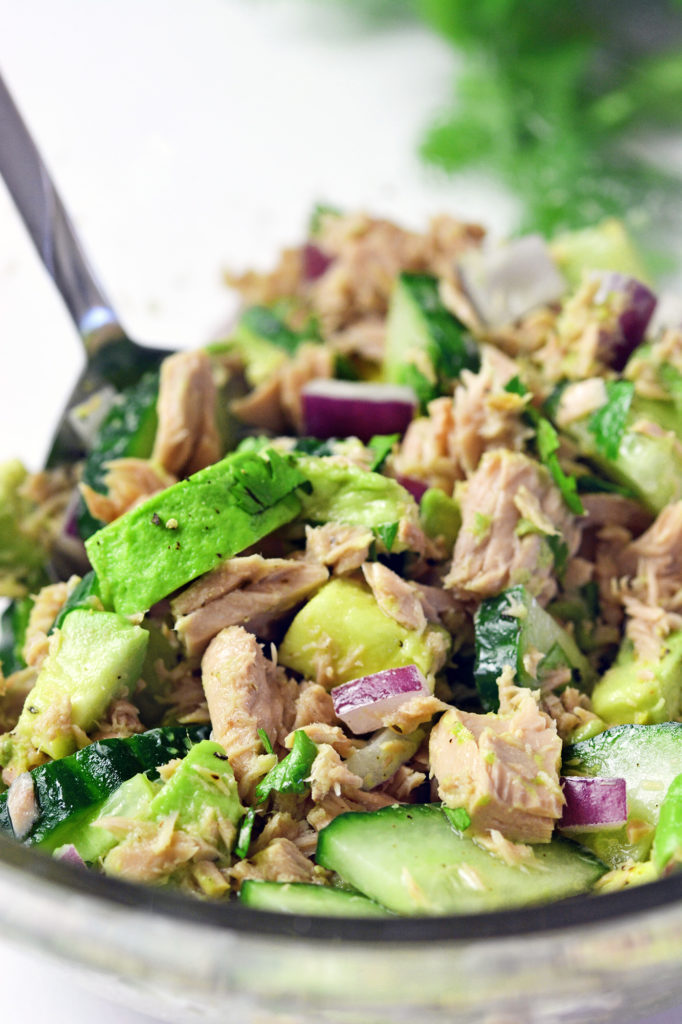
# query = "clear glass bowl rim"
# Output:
<box><xmin>2</xmin><ymin>830</ymin><xmax>681</xmax><ymax>944</ymax></box>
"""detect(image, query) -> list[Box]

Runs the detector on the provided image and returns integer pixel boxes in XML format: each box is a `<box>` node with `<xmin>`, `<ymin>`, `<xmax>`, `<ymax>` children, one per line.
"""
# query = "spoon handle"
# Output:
<box><xmin>0</xmin><ymin>71</ymin><xmax>125</xmax><ymax>355</ymax></box>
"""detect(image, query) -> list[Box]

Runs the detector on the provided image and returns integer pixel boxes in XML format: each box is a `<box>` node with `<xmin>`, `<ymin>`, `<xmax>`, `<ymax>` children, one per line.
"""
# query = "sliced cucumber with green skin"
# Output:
<box><xmin>239</xmin><ymin>880</ymin><xmax>392</xmax><ymax>917</ymax></box>
<box><xmin>57</xmin><ymin>771</ymin><xmax>159</xmax><ymax>863</ymax></box>
<box><xmin>316</xmin><ymin>804</ymin><xmax>604</xmax><ymax>915</ymax></box>
<box><xmin>0</xmin><ymin>725</ymin><xmax>209</xmax><ymax>851</ymax></box>
<box><xmin>563</xmin><ymin>724</ymin><xmax>682</xmax><ymax>866</ymax></box>
<box><xmin>474</xmin><ymin>585</ymin><xmax>593</xmax><ymax>711</ymax></box>
<box><xmin>384</xmin><ymin>274</ymin><xmax>479</xmax><ymax>407</ymax></box>
<box><xmin>0</xmin><ymin>595</ymin><xmax>33</xmax><ymax>674</ymax></box>
<box><xmin>78</xmin><ymin>370</ymin><xmax>160</xmax><ymax>540</ymax></box>
<box><xmin>564</xmin><ymin>723</ymin><xmax>682</xmax><ymax>827</ymax></box>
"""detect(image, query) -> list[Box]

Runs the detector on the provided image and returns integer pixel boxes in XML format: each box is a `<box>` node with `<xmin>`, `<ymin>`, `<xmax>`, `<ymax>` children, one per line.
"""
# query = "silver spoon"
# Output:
<box><xmin>0</xmin><ymin>71</ymin><xmax>174</xmax><ymax>468</ymax></box>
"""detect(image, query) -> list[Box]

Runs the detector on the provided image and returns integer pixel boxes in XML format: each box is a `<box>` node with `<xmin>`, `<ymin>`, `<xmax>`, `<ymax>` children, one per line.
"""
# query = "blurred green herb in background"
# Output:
<box><xmin>289</xmin><ymin>0</ymin><xmax>682</xmax><ymax>241</ymax></box>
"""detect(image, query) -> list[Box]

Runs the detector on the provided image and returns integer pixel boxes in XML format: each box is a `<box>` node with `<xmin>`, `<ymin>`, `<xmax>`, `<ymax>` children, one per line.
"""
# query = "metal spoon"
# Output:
<box><xmin>0</xmin><ymin>71</ymin><xmax>173</xmax><ymax>467</ymax></box>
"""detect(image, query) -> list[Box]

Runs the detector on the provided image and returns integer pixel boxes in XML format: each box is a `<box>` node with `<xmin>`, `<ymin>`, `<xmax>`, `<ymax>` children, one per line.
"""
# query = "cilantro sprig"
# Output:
<box><xmin>587</xmin><ymin>380</ymin><xmax>634</xmax><ymax>461</ymax></box>
<box><xmin>505</xmin><ymin>377</ymin><xmax>584</xmax><ymax>515</ymax></box>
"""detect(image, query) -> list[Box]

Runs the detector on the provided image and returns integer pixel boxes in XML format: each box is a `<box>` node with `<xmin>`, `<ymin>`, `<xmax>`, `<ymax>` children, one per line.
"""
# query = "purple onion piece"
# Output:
<box><xmin>396</xmin><ymin>474</ymin><xmax>429</xmax><ymax>502</ymax></box>
<box><xmin>302</xmin><ymin>243</ymin><xmax>333</xmax><ymax>282</ymax></box>
<box><xmin>592</xmin><ymin>272</ymin><xmax>657</xmax><ymax>371</ymax></box>
<box><xmin>302</xmin><ymin>379</ymin><xmax>418</xmax><ymax>443</ymax></box>
<box><xmin>331</xmin><ymin>664</ymin><xmax>429</xmax><ymax>734</ymax></box>
<box><xmin>54</xmin><ymin>844</ymin><xmax>87</xmax><ymax>868</ymax></box>
<box><xmin>559</xmin><ymin>776</ymin><xmax>627</xmax><ymax>831</ymax></box>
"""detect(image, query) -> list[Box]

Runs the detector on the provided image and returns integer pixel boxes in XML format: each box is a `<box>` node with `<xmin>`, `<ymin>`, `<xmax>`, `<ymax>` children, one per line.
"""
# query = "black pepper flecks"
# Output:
<box><xmin>151</xmin><ymin>513</ymin><xmax>162</xmax><ymax>526</ymax></box>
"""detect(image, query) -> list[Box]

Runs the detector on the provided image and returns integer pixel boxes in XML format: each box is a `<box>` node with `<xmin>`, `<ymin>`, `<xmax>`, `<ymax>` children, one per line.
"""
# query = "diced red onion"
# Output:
<box><xmin>559</xmin><ymin>776</ymin><xmax>627</xmax><ymax>831</ymax></box>
<box><xmin>302</xmin><ymin>243</ymin><xmax>333</xmax><ymax>282</ymax></box>
<box><xmin>458</xmin><ymin>234</ymin><xmax>566</xmax><ymax>329</ymax></box>
<box><xmin>396</xmin><ymin>475</ymin><xmax>428</xmax><ymax>502</ymax></box>
<box><xmin>592</xmin><ymin>272</ymin><xmax>657</xmax><ymax>370</ymax></box>
<box><xmin>331</xmin><ymin>664</ymin><xmax>429</xmax><ymax>735</ymax></box>
<box><xmin>54</xmin><ymin>844</ymin><xmax>87</xmax><ymax>868</ymax></box>
<box><xmin>302</xmin><ymin>379</ymin><xmax>418</xmax><ymax>443</ymax></box>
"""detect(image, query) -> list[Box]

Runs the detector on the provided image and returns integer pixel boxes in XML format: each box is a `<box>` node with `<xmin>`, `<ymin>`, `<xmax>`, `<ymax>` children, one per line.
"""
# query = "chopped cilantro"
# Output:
<box><xmin>238</xmin><ymin>306</ymin><xmax>300</xmax><ymax>355</ymax></box>
<box><xmin>442</xmin><ymin>806</ymin><xmax>471</xmax><ymax>833</ymax></box>
<box><xmin>576</xmin><ymin>473</ymin><xmax>636</xmax><ymax>498</ymax></box>
<box><xmin>254</xmin><ymin>730</ymin><xmax>318</xmax><ymax>803</ymax></box>
<box><xmin>547</xmin><ymin>534</ymin><xmax>569</xmax><ymax>578</ymax></box>
<box><xmin>293</xmin><ymin>437</ymin><xmax>338</xmax><ymax>457</ymax></box>
<box><xmin>368</xmin><ymin>433</ymin><xmax>399</xmax><ymax>472</ymax></box>
<box><xmin>230</xmin><ymin>448</ymin><xmax>311</xmax><ymax>515</ymax></box>
<box><xmin>504</xmin><ymin>375</ymin><xmax>528</xmax><ymax>398</ymax></box>
<box><xmin>374</xmin><ymin>521</ymin><xmax>400</xmax><ymax>552</ymax></box>
<box><xmin>535</xmin><ymin>418</ymin><xmax>585</xmax><ymax>516</ymax></box>
<box><xmin>588</xmin><ymin>380</ymin><xmax>634</xmax><ymax>461</ymax></box>
<box><xmin>506</xmin><ymin>377</ymin><xmax>584</xmax><ymax>515</ymax></box>
<box><xmin>235</xmin><ymin>807</ymin><xmax>257</xmax><ymax>860</ymax></box>
<box><xmin>257</xmin><ymin>728</ymin><xmax>274</xmax><ymax>756</ymax></box>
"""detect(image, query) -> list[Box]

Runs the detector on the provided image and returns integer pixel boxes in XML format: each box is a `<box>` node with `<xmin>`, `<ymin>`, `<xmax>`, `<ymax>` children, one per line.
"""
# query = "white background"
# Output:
<box><xmin>0</xmin><ymin>1</ymin><xmax>680</xmax><ymax>1021</ymax></box>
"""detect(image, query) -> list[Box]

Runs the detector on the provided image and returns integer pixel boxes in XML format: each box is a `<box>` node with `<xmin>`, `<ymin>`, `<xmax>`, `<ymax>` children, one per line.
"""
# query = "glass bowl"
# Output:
<box><xmin>2</xmin><ymin>831</ymin><xmax>682</xmax><ymax>1024</ymax></box>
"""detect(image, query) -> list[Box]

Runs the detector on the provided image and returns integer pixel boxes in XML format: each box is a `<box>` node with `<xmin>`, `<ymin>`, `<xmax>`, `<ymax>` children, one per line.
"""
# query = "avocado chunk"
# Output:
<box><xmin>278</xmin><ymin>577</ymin><xmax>449</xmax><ymax>689</ymax></box>
<box><xmin>296</xmin><ymin>455</ymin><xmax>417</xmax><ymax>546</ymax></box>
<box><xmin>0</xmin><ymin>460</ymin><xmax>51</xmax><ymax>596</ymax></box>
<box><xmin>226</xmin><ymin>306</ymin><xmax>298</xmax><ymax>386</ymax></box>
<box><xmin>550</xmin><ymin>219</ymin><xmax>650</xmax><ymax>290</ymax></box>
<box><xmin>86</xmin><ymin>448</ymin><xmax>308</xmax><ymax>615</ymax></box>
<box><xmin>0</xmin><ymin>609</ymin><xmax>148</xmax><ymax>773</ymax></box>
<box><xmin>591</xmin><ymin>632</ymin><xmax>682</xmax><ymax>726</ymax></box>
<box><xmin>149</xmin><ymin>739</ymin><xmax>243</xmax><ymax>833</ymax></box>
<box><xmin>419</xmin><ymin>488</ymin><xmax>461</xmax><ymax>553</ymax></box>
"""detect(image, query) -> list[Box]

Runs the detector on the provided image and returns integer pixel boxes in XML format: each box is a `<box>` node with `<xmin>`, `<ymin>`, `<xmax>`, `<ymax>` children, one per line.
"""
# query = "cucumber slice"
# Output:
<box><xmin>474</xmin><ymin>585</ymin><xmax>593</xmax><ymax>711</ymax></box>
<box><xmin>78</xmin><ymin>370</ymin><xmax>160</xmax><ymax>540</ymax></box>
<box><xmin>385</xmin><ymin>274</ymin><xmax>479</xmax><ymax>406</ymax></box>
<box><xmin>240</xmin><ymin>881</ymin><xmax>392</xmax><ymax>917</ymax></box>
<box><xmin>564</xmin><ymin>723</ymin><xmax>682</xmax><ymax>827</ymax></box>
<box><xmin>0</xmin><ymin>725</ymin><xmax>208</xmax><ymax>851</ymax></box>
<box><xmin>316</xmin><ymin>804</ymin><xmax>604</xmax><ymax>915</ymax></box>
<box><xmin>0</xmin><ymin>595</ymin><xmax>33</xmax><ymax>674</ymax></box>
<box><xmin>58</xmin><ymin>771</ymin><xmax>159</xmax><ymax>863</ymax></box>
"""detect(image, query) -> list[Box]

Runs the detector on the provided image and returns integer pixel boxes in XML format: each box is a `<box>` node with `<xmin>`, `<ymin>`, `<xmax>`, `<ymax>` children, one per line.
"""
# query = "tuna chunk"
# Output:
<box><xmin>429</xmin><ymin>679</ymin><xmax>563</xmax><ymax>843</ymax></box>
<box><xmin>232</xmin><ymin>343</ymin><xmax>334</xmax><ymax>434</ymax></box>
<box><xmin>201</xmin><ymin>626</ymin><xmax>295</xmax><ymax>800</ymax></box>
<box><xmin>152</xmin><ymin>349</ymin><xmax>222</xmax><ymax>477</ymax></box>
<box><xmin>22</xmin><ymin>578</ymin><xmax>76</xmax><ymax>667</ymax></box>
<box><xmin>305</xmin><ymin>522</ymin><xmax>373</xmax><ymax>575</ymax></box>
<box><xmin>80</xmin><ymin>458</ymin><xmax>175</xmax><ymax>526</ymax></box>
<box><xmin>230</xmin><ymin>837</ymin><xmax>318</xmax><ymax>887</ymax></box>
<box><xmin>445</xmin><ymin>450</ymin><xmax>579</xmax><ymax>605</ymax></box>
<box><xmin>362</xmin><ymin>562</ymin><xmax>426</xmax><ymax>632</ymax></box>
<box><xmin>393</xmin><ymin>348</ymin><xmax>530</xmax><ymax>493</ymax></box>
<box><xmin>172</xmin><ymin>555</ymin><xmax>328</xmax><ymax>656</ymax></box>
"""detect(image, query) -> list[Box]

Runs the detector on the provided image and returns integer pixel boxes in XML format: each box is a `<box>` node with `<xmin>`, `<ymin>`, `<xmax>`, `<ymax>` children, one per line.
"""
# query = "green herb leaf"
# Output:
<box><xmin>257</xmin><ymin>728</ymin><xmax>274</xmax><ymax>756</ymax></box>
<box><xmin>547</xmin><ymin>534</ymin><xmax>569</xmax><ymax>577</ymax></box>
<box><xmin>588</xmin><ymin>380</ymin><xmax>634</xmax><ymax>461</ymax></box>
<box><xmin>504</xmin><ymin>375</ymin><xmax>528</xmax><ymax>398</ymax></box>
<box><xmin>373</xmin><ymin>521</ymin><xmax>400</xmax><ymax>552</ymax></box>
<box><xmin>535</xmin><ymin>418</ymin><xmax>585</xmax><ymax>516</ymax></box>
<box><xmin>254</xmin><ymin>730</ymin><xmax>318</xmax><ymax>803</ymax></box>
<box><xmin>230</xmin><ymin>449</ymin><xmax>311</xmax><ymax>515</ymax></box>
<box><xmin>368</xmin><ymin>434</ymin><xmax>399</xmax><ymax>472</ymax></box>
<box><xmin>238</xmin><ymin>306</ymin><xmax>300</xmax><ymax>355</ymax></box>
<box><xmin>442</xmin><ymin>806</ymin><xmax>471</xmax><ymax>832</ymax></box>
<box><xmin>235</xmin><ymin>807</ymin><xmax>257</xmax><ymax>859</ymax></box>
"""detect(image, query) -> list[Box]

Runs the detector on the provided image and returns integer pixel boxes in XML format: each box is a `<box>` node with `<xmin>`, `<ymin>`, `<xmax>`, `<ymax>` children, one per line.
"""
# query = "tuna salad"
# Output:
<box><xmin>2</xmin><ymin>208</ymin><xmax>682</xmax><ymax>916</ymax></box>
